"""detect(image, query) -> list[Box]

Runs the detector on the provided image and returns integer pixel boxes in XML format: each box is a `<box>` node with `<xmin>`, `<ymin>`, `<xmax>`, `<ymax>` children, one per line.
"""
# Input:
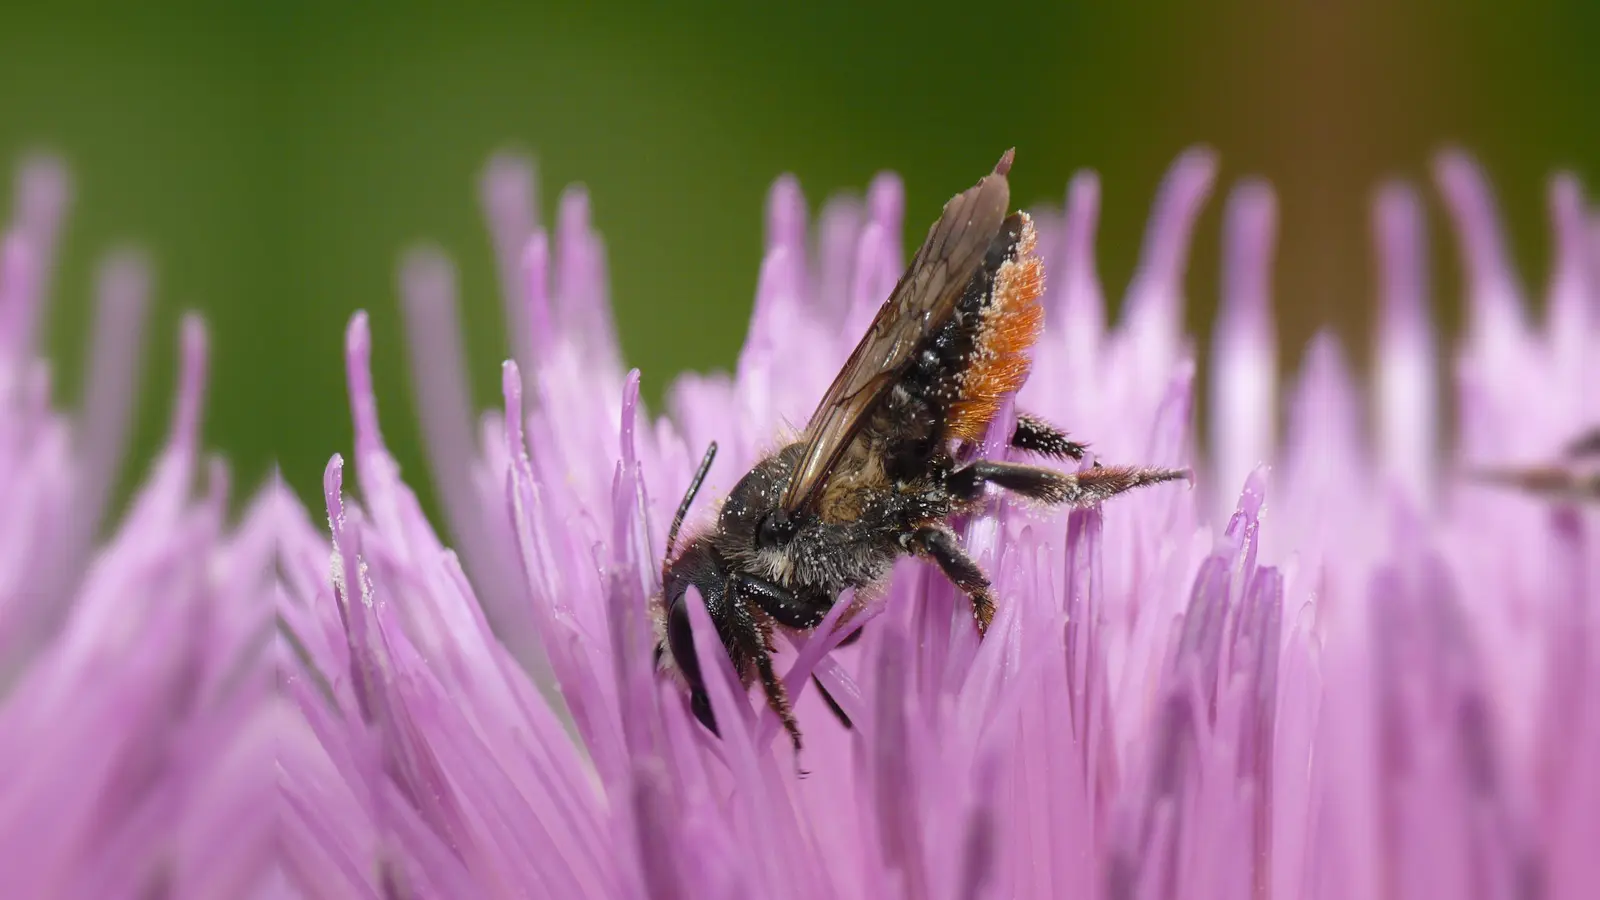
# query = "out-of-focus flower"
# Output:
<box><xmin>0</xmin><ymin>158</ymin><xmax>278</xmax><ymax>897</ymax></box>
<box><xmin>280</xmin><ymin>148</ymin><xmax>1599</xmax><ymax>898</ymax></box>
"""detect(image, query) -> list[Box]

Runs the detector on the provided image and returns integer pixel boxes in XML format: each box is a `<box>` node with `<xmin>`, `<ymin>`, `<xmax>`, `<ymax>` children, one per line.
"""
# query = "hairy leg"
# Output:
<box><xmin>727</xmin><ymin>576</ymin><xmax>809</xmax><ymax>771</ymax></box>
<box><xmin>909</xmin><ymin>524</ymin><xmax>996</xmax><ymax>636</ymax></box>
<box><xmin>1011</xmin><ymin>412</ymin><xmax>1090</xmax><ymax>461</ymax></box>
<box><xmin>951</xmin><ymin>458</ymin><xmax>1190</xmax><ymax>506</ymax></box>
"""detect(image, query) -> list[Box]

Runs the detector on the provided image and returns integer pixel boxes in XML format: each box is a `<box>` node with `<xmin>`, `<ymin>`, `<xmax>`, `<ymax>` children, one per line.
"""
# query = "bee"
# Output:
<box><xmin>652</xmin><ymin>150</ymin><xmax>1191</xmax><ymax>757</ymax></box>
<box><xmin>1466</xmin><ymin>426</ymin><xmax>1600</xmax><ymax>503</ymax></box>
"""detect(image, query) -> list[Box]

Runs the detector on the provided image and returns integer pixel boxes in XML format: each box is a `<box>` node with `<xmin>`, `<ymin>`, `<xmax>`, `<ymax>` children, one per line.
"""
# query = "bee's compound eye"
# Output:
<box><xmin>756</xmin><ymin>510</ymin><xmax>797</xmax><ymax>550</ymax></box>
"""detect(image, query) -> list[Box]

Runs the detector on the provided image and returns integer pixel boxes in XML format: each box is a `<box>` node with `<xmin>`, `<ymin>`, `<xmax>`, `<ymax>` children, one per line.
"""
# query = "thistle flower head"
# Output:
<box><xmin>0</xmin><ymin>158</ymin><xmax>279</xmax><ymax>897</ymax></box>
<box><xmin>282</xmin><ymin>148</ymin><xmax>1600</xmax><ymax>899</ymax></box>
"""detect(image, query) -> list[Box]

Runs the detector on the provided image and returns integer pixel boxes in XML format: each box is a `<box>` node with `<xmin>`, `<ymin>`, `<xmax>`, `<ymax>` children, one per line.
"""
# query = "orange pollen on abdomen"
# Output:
<box><xmin>945</xmin><ymin>213</ymin><xmax>1046</xmax><ymax>442</ymax></box>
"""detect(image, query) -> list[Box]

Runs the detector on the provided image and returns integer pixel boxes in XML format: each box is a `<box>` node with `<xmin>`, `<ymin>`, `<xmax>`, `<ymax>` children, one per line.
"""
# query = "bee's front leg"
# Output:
<box><xmin>731</xmin><ymin>572</ymin><xmax>827</xmax><ymax>629</ymax></box>
<box><xmin>728</xmin><ymin>575</ymin><xmax>808</xmax><ymax>769</ymax></box>
<box><xmin>731</xmin><ymin>572</ymin><xmax>857</xmax><ymax>731</ymax></box>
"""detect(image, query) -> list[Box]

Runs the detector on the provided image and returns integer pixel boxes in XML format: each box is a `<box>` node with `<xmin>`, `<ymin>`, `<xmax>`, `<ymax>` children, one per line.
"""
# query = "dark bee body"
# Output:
<box><xmin>655</xmin><ymin>151</ymin><xmax>1190</xmax><ymax>757</ymax></box>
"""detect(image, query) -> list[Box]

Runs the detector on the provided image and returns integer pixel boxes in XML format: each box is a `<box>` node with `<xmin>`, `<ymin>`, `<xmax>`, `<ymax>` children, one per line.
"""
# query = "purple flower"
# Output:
<box><xmin>281</xmin><ymin>148</ymin><xmax>1599</xmax><ymax>898</ymax></box>
<box><xmin>0</xmin><ymin>159</ymin><xmax>279</xmax><ymax>895</ymax></box>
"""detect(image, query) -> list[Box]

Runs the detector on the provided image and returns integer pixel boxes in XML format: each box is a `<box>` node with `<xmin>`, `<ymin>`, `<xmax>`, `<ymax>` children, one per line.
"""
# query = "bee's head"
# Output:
<box><xmin>654</xmin><ymin>538</ymin><xmax>727</xmax><ymax>735</ymax></box>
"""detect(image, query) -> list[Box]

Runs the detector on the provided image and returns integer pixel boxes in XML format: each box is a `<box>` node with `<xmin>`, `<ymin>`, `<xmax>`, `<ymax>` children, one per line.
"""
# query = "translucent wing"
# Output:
<box><xmin>780</xmin><ymin>150</ymin><xmax>1015</xmax><ymax>514</ymax></box>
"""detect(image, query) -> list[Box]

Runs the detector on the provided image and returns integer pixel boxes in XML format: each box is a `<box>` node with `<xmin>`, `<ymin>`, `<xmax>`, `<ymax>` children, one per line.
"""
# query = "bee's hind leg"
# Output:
<box><xmin>1011</xmin><ymin>412</ymin><xmax>1091</xmax><ymax>461</ymax></box>
<box><xmin>909</xmin><ymin>524</ymin><xmax>996</xmax><ymax>636</ymax></box>
<box><xmin>950</xmin><ymin>459</ymin><xmax>1190</xmax><ymax>507</ymax></box>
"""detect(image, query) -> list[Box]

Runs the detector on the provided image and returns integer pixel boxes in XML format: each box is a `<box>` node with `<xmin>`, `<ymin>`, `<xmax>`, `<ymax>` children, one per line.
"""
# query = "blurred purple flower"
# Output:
<box><xmin>0</xmin><ymin>157</ymin><xmax>278</xmax><ymax>897</ymax></box>
<box><xmin>280</xmin><ymin>149</ymin><xmax>1599</xmax><ymax>898</ymax></box>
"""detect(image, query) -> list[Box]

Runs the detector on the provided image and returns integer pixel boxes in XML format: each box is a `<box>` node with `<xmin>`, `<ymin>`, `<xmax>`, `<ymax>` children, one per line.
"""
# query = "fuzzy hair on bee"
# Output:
<box><xmin>652</xmin><ymin>149</ymin><xmax>1193</xmax><ymax>765</ymax></box>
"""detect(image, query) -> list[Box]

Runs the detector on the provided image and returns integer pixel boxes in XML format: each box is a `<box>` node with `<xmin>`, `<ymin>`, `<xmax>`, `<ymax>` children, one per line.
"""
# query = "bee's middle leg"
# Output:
<box><xmin>908</xmin><ymin>524</ymin><xmax>995</xmax><ymax>636</ymax></box>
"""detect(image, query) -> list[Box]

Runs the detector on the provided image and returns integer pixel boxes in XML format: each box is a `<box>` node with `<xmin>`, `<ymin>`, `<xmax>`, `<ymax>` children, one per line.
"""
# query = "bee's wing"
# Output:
<box><xmin>780</xmin><ymin>153</ymin><xmax>1014</xmax><ymax>515</ymax></box>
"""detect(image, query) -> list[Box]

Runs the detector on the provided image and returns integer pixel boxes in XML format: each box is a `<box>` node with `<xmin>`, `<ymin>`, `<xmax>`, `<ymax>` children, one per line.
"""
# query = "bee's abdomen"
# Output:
<box><xmin>941</xmin><ymin>213</ymin><xmax>1044</xmax><ymax>442</ymax></box>
<box><xmin>874</xmin><ymin>213</ymin><xmax>1042</xmax><ymax>479</ymax></box>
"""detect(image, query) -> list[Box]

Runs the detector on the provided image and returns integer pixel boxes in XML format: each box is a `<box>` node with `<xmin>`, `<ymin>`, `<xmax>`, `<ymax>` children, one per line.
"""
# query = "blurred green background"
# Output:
<box><xmin>1</xmin><ymin>0</ymin><xmax>1597</xmax><ymax>523</ymax></box>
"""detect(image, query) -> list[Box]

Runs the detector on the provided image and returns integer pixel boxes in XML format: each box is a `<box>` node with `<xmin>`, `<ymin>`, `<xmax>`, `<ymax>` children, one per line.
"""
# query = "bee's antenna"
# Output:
<box><xmin>666</xmin><ymin>441</ymin><xmax>717</xmax><ymax>562</ymax></box>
